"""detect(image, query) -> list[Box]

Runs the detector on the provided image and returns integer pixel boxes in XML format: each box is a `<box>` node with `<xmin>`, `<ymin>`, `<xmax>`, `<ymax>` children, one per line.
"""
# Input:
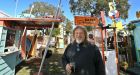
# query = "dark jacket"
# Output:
<box><xmin>62</xmin><ymin>42</ymin><xmax>106</xmax><ymax>75</ymax></box>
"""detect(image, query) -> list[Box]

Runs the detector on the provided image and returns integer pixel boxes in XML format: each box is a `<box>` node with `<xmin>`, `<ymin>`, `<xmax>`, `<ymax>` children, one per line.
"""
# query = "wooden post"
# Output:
<box><xmin>101</xmin><ymin>28</ymin><xmax>105</xmax><ymax>64</ymax></box>
<box><xmin>113</xmin><ymin>28</ymin><xmax>120</xmax><ymax>75</ymax></box>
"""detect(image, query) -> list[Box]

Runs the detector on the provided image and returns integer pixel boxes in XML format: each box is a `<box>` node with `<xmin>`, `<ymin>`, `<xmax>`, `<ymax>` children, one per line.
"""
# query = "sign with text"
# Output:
<box><xmin>74</xmin><ymin>16</ymin><xmax>99</xmax><ymax>26</ymax></box>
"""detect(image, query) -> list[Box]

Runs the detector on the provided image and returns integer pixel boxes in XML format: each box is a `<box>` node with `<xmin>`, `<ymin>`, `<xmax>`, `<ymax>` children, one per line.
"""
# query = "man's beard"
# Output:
<box><xmin>76</xmin><ymin>39</ymin><xmax>83</xmax><ymax>44</ymax></box>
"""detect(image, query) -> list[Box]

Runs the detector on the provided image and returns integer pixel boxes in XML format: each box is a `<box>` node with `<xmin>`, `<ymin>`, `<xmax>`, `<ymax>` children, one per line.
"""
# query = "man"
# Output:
<box><xmin>88</xmin><ymin>33</ymin><xmax>95</xmax><ymax>45</ymax></box>
<box><xmin>62</xmin><ymin>26</ymin><xmax>106</xmax><ymax>75</ymax></box>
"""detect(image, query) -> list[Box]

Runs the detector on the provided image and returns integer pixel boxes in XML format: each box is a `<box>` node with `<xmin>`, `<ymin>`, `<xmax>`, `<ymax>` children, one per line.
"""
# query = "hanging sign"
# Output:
<box><xmin>74</xmin><ymin>16</ymin><xmax>99</xmax><ymax>26</ymax></box>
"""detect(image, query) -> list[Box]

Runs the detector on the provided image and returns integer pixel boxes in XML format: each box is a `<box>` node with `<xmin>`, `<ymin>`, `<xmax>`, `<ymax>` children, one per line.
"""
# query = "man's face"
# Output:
<box><xmin>74</xmin><ymin>28</ymin><xmax>85</xmax><ymax>44</ymax></box>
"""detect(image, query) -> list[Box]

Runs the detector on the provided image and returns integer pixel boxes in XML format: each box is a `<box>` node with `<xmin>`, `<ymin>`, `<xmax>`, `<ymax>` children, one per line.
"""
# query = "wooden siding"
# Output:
<box><xmin>0</xmin><ymin>51</ymin><xmax>18</xmax><ymax>75</ymax></box>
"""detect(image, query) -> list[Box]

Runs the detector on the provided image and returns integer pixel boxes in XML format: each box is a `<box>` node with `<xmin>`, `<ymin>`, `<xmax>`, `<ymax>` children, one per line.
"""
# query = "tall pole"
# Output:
<box><xmin>15</xmin><ymin>0</ymin><xmax>19</xmax><ymax>17</ymax></box>
<box><xmin>38</xmin><ymin>0</ymin><xmax>62</xmax><ymax>75</ymax></box>
<box><xmin>113</xmin><ymin>27</ymin><xmax>120</xmax><ymax>75</ymax></box>
<box><xmin>29</xmin><ymin>4</ymin><xmax>34</xmax><ymax>17</ymax></box>
<box><xmin>101</xmin><ymin>28</ymin><xmax>105</xmax><ymax>63</ymax></box>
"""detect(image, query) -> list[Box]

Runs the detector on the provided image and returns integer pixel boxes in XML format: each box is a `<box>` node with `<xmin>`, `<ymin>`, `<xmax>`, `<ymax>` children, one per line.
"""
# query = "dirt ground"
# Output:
<box><xmin>15</xmin><ymin>47</ymin><xmax>129</xmax><ymax>75</ymax></box>
<box><xmin>16</xmin><ymin>48</ymin><xmax>66</xmax><ymax>75</ymax></box>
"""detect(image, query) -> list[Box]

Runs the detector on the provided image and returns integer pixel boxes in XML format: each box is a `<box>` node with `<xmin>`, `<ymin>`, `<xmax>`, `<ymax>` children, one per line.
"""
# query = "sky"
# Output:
<box><xmin>0</xmin><ymin>0</ymin><xmax>140</xmax><ymax>25</ymax></box>
<box><xmin>0</xmin><ymin>0</ymin><xmax>73</xmax><ymax>20</ymax></box>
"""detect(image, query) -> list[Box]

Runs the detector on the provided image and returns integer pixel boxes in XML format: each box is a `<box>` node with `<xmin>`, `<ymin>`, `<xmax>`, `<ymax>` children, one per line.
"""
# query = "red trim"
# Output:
<box><xmin>0</xmin><ymin>18</ymin><xmax>62</xmax><ymax>29</ymax></box>
<box><xmin>0</xmin><ymin>18</ymin><xmax>62</xmax><ymax>22</ymax></box>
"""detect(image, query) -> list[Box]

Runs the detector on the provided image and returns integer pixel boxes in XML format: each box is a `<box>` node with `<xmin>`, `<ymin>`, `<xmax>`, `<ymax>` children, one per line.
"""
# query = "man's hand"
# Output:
<box><xmin>66</xmin><ymin>64</ymin><xmax>72</xmax><ymax>74</ymax></box>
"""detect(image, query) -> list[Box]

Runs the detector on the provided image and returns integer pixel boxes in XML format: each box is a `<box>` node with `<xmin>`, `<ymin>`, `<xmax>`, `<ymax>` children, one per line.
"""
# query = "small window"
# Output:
<box><xmin>5</xmin><ymin>29</ymin><xmax>16</xmax><ymax>47</ymax></box>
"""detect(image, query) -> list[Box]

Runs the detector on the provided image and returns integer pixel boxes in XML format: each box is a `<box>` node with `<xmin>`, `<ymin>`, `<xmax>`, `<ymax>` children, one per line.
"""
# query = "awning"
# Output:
<box><xmin>0</xmin><ymin>17</ymin><xmax>63</xmax><ymax>29</ymax></box>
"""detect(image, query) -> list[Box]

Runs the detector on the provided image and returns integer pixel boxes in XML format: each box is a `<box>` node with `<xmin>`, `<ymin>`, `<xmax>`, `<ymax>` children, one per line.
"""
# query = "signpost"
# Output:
<box><xmin>74</xmin><ymin>16</ymin><xmax>99</xmax><ymax>26</ymax></box>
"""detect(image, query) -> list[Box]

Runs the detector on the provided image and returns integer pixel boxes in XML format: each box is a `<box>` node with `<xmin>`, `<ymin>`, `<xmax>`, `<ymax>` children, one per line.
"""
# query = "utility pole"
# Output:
<box><xmin>15</xmin><ymin>0</ymin><xmax>19</xmax><ymax>17</ymax></box>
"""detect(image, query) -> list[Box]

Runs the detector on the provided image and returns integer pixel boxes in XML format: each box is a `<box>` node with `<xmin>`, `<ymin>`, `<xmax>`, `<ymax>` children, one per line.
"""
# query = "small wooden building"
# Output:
<box><xmin>0</xmin><ymin>17</ymin><xmax>62</xmax><ymax>75</ymax></box>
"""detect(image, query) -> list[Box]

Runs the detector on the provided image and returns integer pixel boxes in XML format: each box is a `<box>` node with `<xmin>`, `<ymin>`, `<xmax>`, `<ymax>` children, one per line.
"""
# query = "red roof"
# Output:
<box><xmin>0</xmin><ymin>17</ymin><xmax>63</xmax><ymax>29</ymax></box>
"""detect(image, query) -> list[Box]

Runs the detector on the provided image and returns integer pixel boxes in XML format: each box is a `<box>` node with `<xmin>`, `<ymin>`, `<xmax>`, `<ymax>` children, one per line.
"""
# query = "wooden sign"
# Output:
<box><xmin>74</xmin><ymin>16</ymin><xmax>99</xmax><ymax>26</ymax></box>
